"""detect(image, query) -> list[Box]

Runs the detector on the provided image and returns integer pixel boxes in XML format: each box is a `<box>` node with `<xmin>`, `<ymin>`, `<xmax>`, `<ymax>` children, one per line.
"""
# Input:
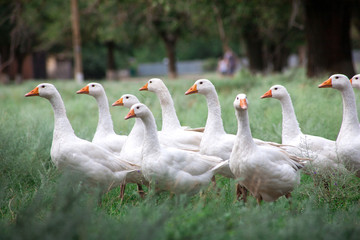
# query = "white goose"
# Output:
<box><xmin>260</xmin><ymin>85</ymin><xmax>342</xmax><ymax>171</ymax></box>
<box><xmin>139</xmin><ymin>78</ymin><xmax>202</xmax><ymax>151</ymax></box>
<box><xmin>77</xmin><ymin>83</ymin><xmax>127</xmax><ymax>154</ymax></box>
<box><xmin>350</xmin><ymin>74</ymin><xmax>360</xmax><ymax>90</ymax></box>
<box><xmin>230</xmin><ymin>93</ymin><xmax>305</xmax><ymax>203</ymax></box>
<box><xmin>319</xmin><ymin>74</ymin><xmax>360</xmax><ymax>177</ymax></box>
<box><xmin>185</xmin><ymin>79</ymin><xmax>282</xmax><ymax>161</ymax></box>
<box><xmin>112</xmin><ymin>94</ymin><xmax>148</xmax><ymax>198</ymax></box>
<box><xmin>185</xmin><ymin>79</ymin><xmax>236</xmax><ymax>160</ymax></box>
<box><xmin>112</xmin><ymin>94</ymin><xmax>143</xmax><ymax>165</ymax></box>
<box><xmin>124</xmin><ymin>103</ymin><xmax>228</xmax><ymax>195</ymax></box>
<box><xmin>25</xmin><ymin>83</ymin><xmax>142</xmax><ymax>189</ymax></box>
<box><xmin>112</xmin><ymin>94</ymin><xmax>196</xmax><ymax>157</ymax></box>
<box><xmin>350</xmin><ymin>74</ymin><xmax>360</xmax><ymax>128</ymax></box>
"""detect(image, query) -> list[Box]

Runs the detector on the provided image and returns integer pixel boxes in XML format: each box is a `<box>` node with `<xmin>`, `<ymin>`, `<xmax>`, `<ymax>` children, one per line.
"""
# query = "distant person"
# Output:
<box><xmin>224</xmin><ymin>49</ymin><xmax>237</xmax><ymax>76</ymax></box>
<box><xmin>217</xmin><ymin>57</ymin><xmax>228</xmax><ymax>76</ymax></box>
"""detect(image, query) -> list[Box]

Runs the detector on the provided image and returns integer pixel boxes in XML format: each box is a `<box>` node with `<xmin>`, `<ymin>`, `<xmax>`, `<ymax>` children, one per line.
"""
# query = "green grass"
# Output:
<box><xmin>1</xmin><ymin>68</ymin><xmax>360</xmax><ymax>239</ymax></box>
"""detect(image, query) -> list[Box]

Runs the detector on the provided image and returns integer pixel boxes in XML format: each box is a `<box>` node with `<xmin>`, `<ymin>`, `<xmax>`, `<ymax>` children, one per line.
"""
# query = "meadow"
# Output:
<box><xmin>1</xmin><ymin>68</ymin><xmax>360</xmax><ymax>239</ymax></box>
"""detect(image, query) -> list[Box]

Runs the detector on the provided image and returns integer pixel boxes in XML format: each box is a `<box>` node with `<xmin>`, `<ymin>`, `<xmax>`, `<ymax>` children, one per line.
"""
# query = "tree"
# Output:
<box><xmin>0</xmin><ymin>1</ymin><xmax>15</xmax><ymax>82</ymax></box>
<box><xmin>231</xmin><ymin>1</ymin><xmax>266</xmax><ymax>73</ymax></box>
<box><xmin>0</xmin><ymin>0</ymin><xmax>76</xmax><ymax>81</ymax></box>
<box><xmin>304</xmin><ymin>0</ymin><xmax>355</xmax><ymax>77</ymax></box>
<box><xmin>206</xmin><ymin>0</ymin><xmax>304</xmax><ymax>74</ymax></box>
<box><xmin>143</xmin><ymin>1</ymin><xmax>193</xmax><ymax>79</ymax></box>
<box><xmin>232</xmin><ymin>0</ymin><xmax>304</xmax><ymax>73</ymax></box>
<box><xmin>82</xmin><ymin>0</ymin><xmax>132</xmax><ymax>80</ymax></box>
<box><xmin>0</xmin><ymin>0</ymin><xmax>39</xmax><ymax>82</ymax></box>
<box><xmin>71</xmin><ymin>0</ymin><xmax>83</xmax><ymax>83</ymax></box>
<box><xmin>211</xmin><ymin>1</ymin><xmax>231</xmax><ymax>52</ymax></box>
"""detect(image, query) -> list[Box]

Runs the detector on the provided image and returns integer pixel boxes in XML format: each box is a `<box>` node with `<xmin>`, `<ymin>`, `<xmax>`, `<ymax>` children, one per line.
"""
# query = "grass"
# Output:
<box><xmin>1</xmin><ymin>68</ymin><xmax>360</xmax><ymax>239</ymax></box>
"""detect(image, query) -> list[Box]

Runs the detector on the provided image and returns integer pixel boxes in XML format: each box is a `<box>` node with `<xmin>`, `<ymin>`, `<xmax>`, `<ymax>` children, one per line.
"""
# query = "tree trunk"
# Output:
<box><xmin>298</xmin><ymin>45</ymin><xmax>306</xmax><ymax>67</ymax></box>
<box><xmin>0</xmin><ymin>45</ymin><xmax>11</xmax><ymax>83</ymax></box>
<box><xmin>243</xmin><ymin>24</ymin><xmax>265</xmax><ymax>73</ymax></box>
<box><xmin>32</xmin><ymin>51</ymin><xmax>47</xmax><ymax>79</ymax></box>
<box><xmin>272</xmin><ymin>43</ymin><xmax>290</xmax><ymax>72</ymax></box>
<box><xmin>71</xmin><ymin>0</ymin><xmax>84</xmax><ymax>83</ymax></box>
<box><xmin>164</xmin><ymin>38</ymin><xmax>177</xmax><ymax>79</ymax></box>
<box><xmin>106</xmin><ymin>41</ymin><xmax>117</xmax><ymax>80</ymax></box>
<box><xmin>352</xmin><ymin>1</ymin><xmax>360</xmax><ymax>37</ymax></box>
<box><xmin>212</xmin><ymin>4</ymin><xmax>229</xmax><ymax>52</ymax></box>
<box><xmin>15</xmin><ymin>51</ymin><xmax>25</xmax><ymax>84</ymax></box>
<box><xmin>304</xmin><ymin>0</ymin><xmax>355</xmax><ymax>78</ymax></box>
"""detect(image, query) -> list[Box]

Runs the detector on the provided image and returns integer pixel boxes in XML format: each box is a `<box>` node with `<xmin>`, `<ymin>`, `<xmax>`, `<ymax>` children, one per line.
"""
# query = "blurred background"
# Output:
<box><xmin>0</xmin><ymin>0</ymin><xmax>359</xmax><ymax>83</ymax></box>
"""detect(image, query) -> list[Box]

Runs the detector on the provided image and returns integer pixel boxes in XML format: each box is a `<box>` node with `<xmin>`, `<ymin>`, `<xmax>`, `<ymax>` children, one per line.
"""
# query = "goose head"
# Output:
<box><xmin>318</xmin><ymin>74</ymin><xmax>350</xmax><ymax>90</ymax></box>
<box><xmin>113</xmin><ymin>94</ymin><xmax>140</xmax><ymax>108</ymax></box>
<box><xmin>185</xmin><ymin>79</ymin><xmax>215</xmax><ymax>95</ymax></box>
<box><xmin>77</xmin><ymin>82</ymin><xmax>104</xmax><ymax>97</ymax></box>
<box><xmin>260</xmin><ymin>85</ymin><xmax>288</xmax><ymax>100</ymax></box>
<box><xmin>139</xmin><ymin>78</ymin><xmax>164</xmax><ymax>92</ymax></box>
<box><xmin>25</xmin><ymin>83</ymin><xmax>58</xmax><ymax>99</ymax></box>
<box><xmin>125</xmin><ymin>103</ymin><xmax>150</xmax><ymax>120</ymax></box>
<box><xmin>233</xmin><ymin>93</ymin><xmax>248</xmax><ymax>111</ymax></box>
<box><xmin>350</xmin><ymin>74</ymin><xmax>360</xmax><ymax>90</ymax></box>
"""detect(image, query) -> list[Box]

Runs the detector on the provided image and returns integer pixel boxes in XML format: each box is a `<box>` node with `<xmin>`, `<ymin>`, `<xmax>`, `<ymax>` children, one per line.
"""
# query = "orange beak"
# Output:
<box><xmin>125</xmin><ymin>108</ymin><xmax>136</xmax><ymax>120</ymax></box>
<box><xmin>185</xmin><ymin>84</ymin><xmax>198</xmax><ymax>95</ymax></box>
<box><xmin>77</xmin><ymin>85</ymin><xmax>89</xmax><ymax>94</ymax></box>
<box><xmin>350</xmin><ymin>78</ymin><xmax>353</xmax><ymax>84</ymax></box>
<box><xmin>260</xmin><ymin>89</ymin><xmax>272</xmax><ymax>99</ymax></box>
<box><xmin>112</xmin><ymin>97</ymin><xmax>124</xmax><ymax>106</ymax></box>
<box><xmin>25</xmin><ymin>87</ymin><xmax>39</xmax><ymax>97</ymax></box>
<box><xmin>318</xmin><ymin>78</ymin><xmax>332</xmax><ymax>88</ymax></box>
<box><xmin>239</xmin><ymin>99</ymin><xmax>248</xmax><ymax>110</ymax></box>
<box><xmin>139</xmin><ymin>83</ymin><xmax>148</xmax><ymax>91</ymax></box>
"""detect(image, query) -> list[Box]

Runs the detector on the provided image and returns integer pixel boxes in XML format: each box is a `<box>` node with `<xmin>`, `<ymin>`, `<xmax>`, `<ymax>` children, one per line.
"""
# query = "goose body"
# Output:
<box><xmin>139</xmin><ymin>78</ymin><xmax>202</xmax><ymax>151</ymax></box>
<box><xmin>319</xmin><ymin>74</ymin><xmax>360</xmax><ymax>177</ymax></box>
<box><xmin>124</xmin><ymin>103</ymin><xmax>228</xmax><ymax>195</ymax></box>
<box><xmin>77</xmin><ymin>83</ymin><xmax>127</xmax><ymax>154</ymax></box>
<box><xmin>261</xmin><ymin>85</ymin><xmax>342</xmax><ymax>171</ymax></box>
<box><xmin>230</xmin><ymin>94</ymin><xmax>304</xmax><ymax>202</ymax></box>
<box><xmin>25</xmin><ymin>84</ymin><xmax>142</xmax><ymax>188</ymax></box>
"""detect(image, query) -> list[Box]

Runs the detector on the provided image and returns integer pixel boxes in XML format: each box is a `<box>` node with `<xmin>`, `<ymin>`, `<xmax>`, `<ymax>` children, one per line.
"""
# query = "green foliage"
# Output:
<box><xmin>82</xmin><ymin>43</ymin><xmax>107</xmax><ymax>79</ymax></box>
<box><xmin>1</xmin><ymin>71</ymin><xmax>360</xmax><ymax>238</ymax></box>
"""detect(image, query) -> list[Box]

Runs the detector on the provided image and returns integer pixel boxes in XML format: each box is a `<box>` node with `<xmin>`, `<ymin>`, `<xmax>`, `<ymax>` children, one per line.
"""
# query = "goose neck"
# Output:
<box><xmin>48</xmin><ymin>93</ymin><xmax>75</xmax><ymax>137</ymax></box>
<box><xmin>338</xmin><ymin>86</ymin><xmax>360</xmax><ymax>138</ymax></box>
<box><xmin>94</xmin><ymin>93</ymin><xmax>115</xmax><ymax>135</ymax></box>
<box><xmin>278</xmin><ymin>94</ymin><xmax>301</xmax><ymax>143</ymax></box>
<box><xmin>156</xmin><ymin>88</ymin><xmax>181</xmax><ymax>131</ymax></box>
<box><xmin>141</xmin><ymin>113</ymin><xmax>161</xmax><ymax>155</ymax></box>
<box><xmin>204</xmin><ymin>90</ymin><xmax>226</xmax><ymax>135</ymax></box>
<box><xmin>234</xmin><ymin>110</ymin><xmax>256</xmax><ymax>150</ymax></box>
<box><xmin>120</xmin><ymin>118</ymin><xmax>144</xmax><ymax>161</ymax></box>
<box><xmin>127</xmin><ymin>118</ymin><xmax>144</xmax><ymax>143</ymax></box>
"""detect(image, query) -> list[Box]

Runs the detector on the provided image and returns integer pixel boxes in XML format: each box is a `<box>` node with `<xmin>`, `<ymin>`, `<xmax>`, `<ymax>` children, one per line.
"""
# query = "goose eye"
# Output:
<box><xmin>149</xmin><ymin>81</ymin><xmax>152</xmax><ymax>83</ymax></box>
<box><xmin>41</xmin><ymin>85</ymin><xmax>45</xmax><ymax>88</ymax></box>
<box><xmin>236</xmin><ymin>97</ymin><xmax>239</xmax><ymax>100</ymax></box>
<box><xmin>136</xmin><ymin>106</ymin><xmax>140</xmax><ymax>109</ymax></box>
<box><xmin>356</xmin><ymin>77</ymin><xmax>359</xmax><ymax>80</ymax></box>
<box><xmin>199</xmin><ymin>81</ymin><xmax>203</xmax><ymax>84</ymax></box>
<box><xmin>335</xmin><ymin>76</ymin><xmax>339</xmax><ymax>79</ymax></box>
<box><xmin>274</xmin><ymin>87</ymin><xmax>278</xmax><ymax>90</ymax></box>
<box><xmin>91</xmin><ymin>84</ymin><xmax>95</xmax><ymax>87</ymax></box>
<box><xmin>126</xmin><ymin>96</ymin><xmax>129</xmax><ymax>99</ymax></box>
